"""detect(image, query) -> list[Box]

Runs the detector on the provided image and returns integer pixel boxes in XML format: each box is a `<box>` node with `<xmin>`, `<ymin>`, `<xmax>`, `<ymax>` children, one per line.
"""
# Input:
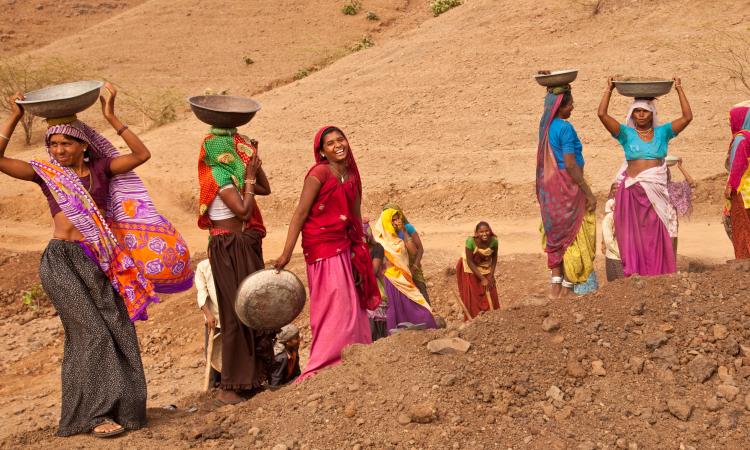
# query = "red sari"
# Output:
<box><xmin>296</xmin><ymin>126</ymin><xmax>380</xmax><ymax>382</ymax></box>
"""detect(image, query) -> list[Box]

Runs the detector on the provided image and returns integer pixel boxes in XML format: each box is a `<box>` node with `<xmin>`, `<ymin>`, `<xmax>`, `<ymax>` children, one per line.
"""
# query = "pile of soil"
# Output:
<box><xmin>4</xmin><ymin>260</ymin><xmax>749</xmax><ymax>449</ymax></box>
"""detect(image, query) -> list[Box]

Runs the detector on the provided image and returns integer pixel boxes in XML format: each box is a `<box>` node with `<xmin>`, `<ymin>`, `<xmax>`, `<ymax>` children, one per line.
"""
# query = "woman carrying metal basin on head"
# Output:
<box><xmin>598</xmin><ymin>76</ymin><xmax>693</xmax><ymax>276</ymax></box>
<box><xmin>190</xmin><ymin>94</ymin><xmax>276</xmax><ymax>404</ymax></box>
<box><xmin>534</xmin><ymin>70</ymin><xmax>597</xmax><ymax>299</ymax></box>
<box><xmin>0</xmin><ymin>81</ymin><xmax>193</xmax><ymax>438</ymax></box>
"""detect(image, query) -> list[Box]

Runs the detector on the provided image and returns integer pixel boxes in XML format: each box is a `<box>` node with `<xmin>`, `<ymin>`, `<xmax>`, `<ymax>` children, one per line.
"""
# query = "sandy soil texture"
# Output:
<box><xmin>1</xmin><ymin>0</ymin><xmax>749</xmax><ymax>448</ymax></box>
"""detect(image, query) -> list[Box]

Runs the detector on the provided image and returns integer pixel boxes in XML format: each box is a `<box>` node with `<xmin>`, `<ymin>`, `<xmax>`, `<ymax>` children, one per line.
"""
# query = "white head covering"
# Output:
<box><xmin>625</xmin><ymin>99</ymin><xmax>660</xmax><ymax>128</ymax></box>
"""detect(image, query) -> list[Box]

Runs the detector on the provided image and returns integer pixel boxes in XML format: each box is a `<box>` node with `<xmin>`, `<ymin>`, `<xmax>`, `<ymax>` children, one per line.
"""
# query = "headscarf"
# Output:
<box><xmin>32</xmin><ymin>119</ymin><xmax>194</xmax><ymax>320</ymax></box>
<box><xmin>302</xmin><ymin>126</ymin><xmax>380</xmax><ymax>310</ymax></box>
<box><xmin>625</xmin><ymin>99</ymin><xmax>660</xmax><ymax>128</ymax></box>
<box><xmin>473</xmin><ymin>221</ymin><xmax>496</xmax><ymax>238</ymax></box>
<box><xmin>726</xmin><ymin>101</ymin><xmax>750</xmax><ymax>210</ymax></box>
<box><xmin>197</xmin><ymin>127</ymin><xmax>265</xmax><ymax>233</ymax></box>
<box><xmin>383</xmin><ymin>203</ymin><xmax>410</xmax><ymax>225</ymax></box>
<box><xmin>535</xmin><ymin>91</ymin><xmax>586</xmax><ymax>269</ymax></box>
<box><xmin>372</xmin><ymin>208</ymin><xmax>430</xmax><ymax>310</ymax></box>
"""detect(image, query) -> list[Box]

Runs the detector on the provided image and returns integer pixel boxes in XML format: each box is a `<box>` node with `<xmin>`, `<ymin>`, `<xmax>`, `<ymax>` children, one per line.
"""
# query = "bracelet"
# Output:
<box><xmin>0</xmin><ymin>133</ymin><xmax>9</xmax><ymax>141</ymax></box>
<box><xmin>116</xmin><ymin>124</ymin><xmax>129</xmax><ymax>136</ymax></box>
<box><xmin>245</xmin><ymin>178</ymin><xmax>256</xmax><ymax>185</ymax></box>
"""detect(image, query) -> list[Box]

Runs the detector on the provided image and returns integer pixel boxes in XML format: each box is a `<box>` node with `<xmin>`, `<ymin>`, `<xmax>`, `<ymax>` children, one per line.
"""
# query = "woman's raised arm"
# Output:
<box><xmin>0</xmin><ymin>93</ymin><xmax>36</xmax><ymax>181</ymax></box>
<box><xmin>597</xmin><ymin>77</ymin><xmax>621</xmax><ymax>136</ymax></box>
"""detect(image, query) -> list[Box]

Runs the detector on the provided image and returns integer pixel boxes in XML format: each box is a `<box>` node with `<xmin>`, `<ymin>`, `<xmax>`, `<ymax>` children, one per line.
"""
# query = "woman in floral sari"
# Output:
<box><xmin>0</xmin><ymin>84</ymin><xmax>191</xmax><ymax>437</ymax></box>
<box><xmin>274</xmin><ymin>126</ymin><xmax>380</xmax><ymax>381</ymax></box>
<box><xmin>724</xmin><ymin>100</ymin><xmax>750</xmax><ymax>259</ymax></box>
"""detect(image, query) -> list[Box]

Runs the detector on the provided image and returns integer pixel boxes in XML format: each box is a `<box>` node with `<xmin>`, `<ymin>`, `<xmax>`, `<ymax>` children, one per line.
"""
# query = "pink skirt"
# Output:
<box><xmin>297</xmin><ymin>252</ymin><xmax>371</xmax><ymax>382</ymax></box>
<box><xmin>614</xmin><ymin>179</ymin><xmax>676</xmax><ymax>276</ymax></box>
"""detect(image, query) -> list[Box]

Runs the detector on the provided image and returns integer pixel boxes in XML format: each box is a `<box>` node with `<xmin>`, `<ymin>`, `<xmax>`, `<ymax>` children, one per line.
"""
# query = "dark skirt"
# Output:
<box><xmin>208</xmin><ymin>230</ymin><xmax>275</xmax><ymax>390</ymax></box>
<box><xmin>40</xmin><ymin>239</ymin><xmax>147</xmax><ymax>437</ymax></box>
<box><xmin>605</xmin><ymin>257</ymin><xmax>625</xmax><ymax>282</ymax></box>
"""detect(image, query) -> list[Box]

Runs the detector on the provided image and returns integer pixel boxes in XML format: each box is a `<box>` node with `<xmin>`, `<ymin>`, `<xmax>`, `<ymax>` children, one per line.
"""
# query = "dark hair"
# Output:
<box><xmin>317</xmin><ymin>126</ymin><xmax>343</xmax><ymax>152</ymax></box>
<box><xmin>560</xmin><ymin>92</ymin><xmax>573</xmax><ymax>108</ymax></box>
<box><xmin>475</xmin><ymin>221</ymin><xmax>493</xmax><ymax>234</ymax></box>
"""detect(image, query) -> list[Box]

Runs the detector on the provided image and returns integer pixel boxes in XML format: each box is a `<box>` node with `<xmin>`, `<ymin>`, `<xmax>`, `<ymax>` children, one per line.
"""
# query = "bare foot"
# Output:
<box><xmin>559</xmin><ymin>287</ymin><xmax>572</xmax><ymax>299</ymax></box>
<box><xmin>217</xmin><ymin>389</ymin><xmax>244</xmax><ymax>404</ymax></box>
<box><xmin>547</xmin><ymin>283</ymin><xmax>562</xmax><ymax>300</ymax></box>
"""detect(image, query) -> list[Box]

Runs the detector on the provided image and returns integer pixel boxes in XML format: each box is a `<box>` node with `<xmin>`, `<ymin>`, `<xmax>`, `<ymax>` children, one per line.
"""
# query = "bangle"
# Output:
<box><xmin>245</xmin><ymin>178</ymin><xmax>256</xmax><ymax>185</ymax></box>
<box><xmin>0</xmin><ymin>133</ymin><xmax>9</xmax><ymax>141</ymax></box>
<box><xmin>116</xmin><ymin>124</ymin><xmax>129</xmax><ymax>136</ymax></box>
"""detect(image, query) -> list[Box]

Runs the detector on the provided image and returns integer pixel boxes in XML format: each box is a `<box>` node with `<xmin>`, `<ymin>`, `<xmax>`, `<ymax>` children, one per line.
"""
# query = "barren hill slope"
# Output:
<box><xmin>2</xmin><ymin>0</ymin><xmax>746</xmax><ymax>259</ymax></box>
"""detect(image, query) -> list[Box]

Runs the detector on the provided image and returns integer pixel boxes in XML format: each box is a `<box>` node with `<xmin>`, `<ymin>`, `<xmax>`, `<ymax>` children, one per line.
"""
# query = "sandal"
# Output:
<box><xmin>91</xmin><ymin>419</ymin><xmax>126</xmax><ymax>438</ymax></box>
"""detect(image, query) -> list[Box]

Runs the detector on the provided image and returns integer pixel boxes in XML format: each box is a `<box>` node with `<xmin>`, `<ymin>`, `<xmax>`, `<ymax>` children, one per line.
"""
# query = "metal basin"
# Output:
<box><xmin>17</xmin><ymin>80</ymin><xmax>103</xmax><ymax>119</ymax></box>
<box><xmin>188</xmin><ymin>95</ymin><xmax>261</xmax><ymax>128</ymax></box>
<box><xmin>235</xmin><ymin>269</ymin><xmax>306</xmax><ymax>331</ymax></box>
<box><xmin>613</xmin><ymin>79</ymin><xmax>673</xmax><ymax>98</ymax></box>
<box><xmin>534</xmin><ymin>69</ymin><xmax>578</xmax><ymax>87</ymax></box>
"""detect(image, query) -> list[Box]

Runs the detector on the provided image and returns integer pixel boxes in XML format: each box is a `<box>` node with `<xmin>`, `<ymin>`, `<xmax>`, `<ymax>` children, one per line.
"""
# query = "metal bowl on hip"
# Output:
<box><xmin>188</xmin><ymin>95</ymin><xmax>261</xmax><ymax>128</ymax></box>
<box><xmin>533</xmin><ymin>70</ymin><xmax>578</xmax><ymax>87</ymax></box>
<box><xmin>613</xmin><ymin>80</ymin><xmax>673</xmax><ymax>98</ymax></box>
<box><xmin>16</xmin><ymin>80</ymin><xmax>104</xmax><ymax>119</ymax></box>
<box><xmin>235</xmin><ymin>269</ymin><xmax>306</xmax><ymax>331</ymax></box>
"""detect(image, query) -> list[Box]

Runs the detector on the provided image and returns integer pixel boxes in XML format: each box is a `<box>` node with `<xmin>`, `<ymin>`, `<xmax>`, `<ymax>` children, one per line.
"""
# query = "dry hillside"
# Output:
<box><xmin>1</xmin><ymin>0</ymin><xmax>749</xmax><ymax>448</ymax></box>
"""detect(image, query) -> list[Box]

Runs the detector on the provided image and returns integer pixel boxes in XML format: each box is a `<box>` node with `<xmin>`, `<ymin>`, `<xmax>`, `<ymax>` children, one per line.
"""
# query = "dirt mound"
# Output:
<box><xmin>4</xmin><ymin>258</ymin><xmax>749</xmax><ymax>449</ymax></box>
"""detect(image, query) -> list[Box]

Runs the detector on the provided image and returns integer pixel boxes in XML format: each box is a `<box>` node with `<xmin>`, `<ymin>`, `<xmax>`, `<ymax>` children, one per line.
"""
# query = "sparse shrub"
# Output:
<box><xmin>366</xmin><ymin>11</ymin><xmax>379</xmax><ymax>21</ymax></box>
<box><xmin>294</xmin><ymin>68</ymin><xmax>311</xmax><ymax>80</ymax></box>
<box><xmin>21</xmin><ymin>284</ymin><xmax>45</xmax><ymax>310</ymax></box>
<box><xmin>351</xmin><ymin>36</ymin><xmax>374</xmax><ymax>52</ymax></box>
<box><xmin>0</xmin><ymin>57</ymin><xmax>77</xmax><ymax>145</ymax></box>
<box><xmin>203</xmin><ymin>88</ymin><xmax>230</xmax><ymax>96</ymax></box>
<box><xmin>342</xmin><ymin>0</ymin><xmax>361</xmax><ymax>15</ymax></box>
<box><xmin>574</xmin><ymin>0</ymin><xmax>605</xmax><ymax>16</ymax></box>
<box><xmin>430</xmin><ymin>0</ymin><xmax>462</xmax><ymax>17</ymax></box>
<box><xmin>243</xmin><ymin>56</ymin><xmax>255</xmax><ymax>65</ymax></box>
<box><xmin>121</xmin><ymin>88</ymin><xmax>182</xmax><ymax>129</ymax></box>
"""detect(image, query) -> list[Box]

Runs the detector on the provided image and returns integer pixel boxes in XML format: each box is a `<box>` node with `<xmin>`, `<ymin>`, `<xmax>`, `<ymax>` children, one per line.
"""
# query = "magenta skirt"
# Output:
<box><xmin>614</xmin><ymin>179</ymin><xmax>676</xmax><ymax>276</ymax></box>
<box><xmin>297</xmin><ymin>252</ymin><xmax>371</xmax><ymax>382</ymax></box>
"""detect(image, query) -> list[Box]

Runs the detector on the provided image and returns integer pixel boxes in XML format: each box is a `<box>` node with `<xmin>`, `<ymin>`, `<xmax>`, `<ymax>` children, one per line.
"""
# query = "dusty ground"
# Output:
<box><xmin>1</xmin><ymin>0</ymin><xmax>749</xmax><ymax>448</ymax></box>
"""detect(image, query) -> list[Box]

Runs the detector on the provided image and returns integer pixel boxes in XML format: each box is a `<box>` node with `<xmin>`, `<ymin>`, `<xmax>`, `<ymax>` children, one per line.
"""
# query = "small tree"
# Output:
<box><xmin>0</xmin><ymin>57</ymin><xmax>77</xmax><ymax>145</ymax></box>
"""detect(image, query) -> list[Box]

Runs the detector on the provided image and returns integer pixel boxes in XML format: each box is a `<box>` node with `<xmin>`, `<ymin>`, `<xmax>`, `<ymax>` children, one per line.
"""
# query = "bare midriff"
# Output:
<box><xmin>625</xmin><ymin>158</ymin><xmax>663</xmax><ymax>178</ymax></box>
<box><xmin>52</xmin><ymin>212</ymin><xmax>86</xmax><ymax>241</ymax></box>
<box><xmin>210</xmin><ymin>216</ymin><xmax>245</xmax><ymax>233</ymax></box>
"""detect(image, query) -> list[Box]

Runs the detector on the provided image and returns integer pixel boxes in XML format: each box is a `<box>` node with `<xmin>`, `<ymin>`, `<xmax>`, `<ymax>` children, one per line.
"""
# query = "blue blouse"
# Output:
<box><xmin>616</xmin><ymin>123</ymin><xmax>676</xmax><ymax>160</ymax></box>
<box><xmin>549</xmin><ymin>118</ymin><xmax>584</xmax><ymax>169</ymax></box>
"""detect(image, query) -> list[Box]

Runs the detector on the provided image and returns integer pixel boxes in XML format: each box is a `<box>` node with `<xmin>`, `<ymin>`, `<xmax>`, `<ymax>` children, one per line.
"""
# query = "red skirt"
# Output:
<box><xmin>730</xmin><ymin>192</ymin><xmax>750</xmax><ymax>259</ymax></box>
<box><xmin>456</xmin><ymin>258</ymin><xmax>500</xmax><ymax>321</ymax></box>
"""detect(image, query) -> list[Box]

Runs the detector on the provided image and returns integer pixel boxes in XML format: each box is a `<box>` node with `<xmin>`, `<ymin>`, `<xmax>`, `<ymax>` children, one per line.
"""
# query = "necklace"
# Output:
<box><xmin>330</xmin><ymin>164</ymin><xmax>347</xmax><ymax>183</ymax></box>
<box><xmin>635</xmin><ymin>127</ymin><xmax>654</xmax><ymax>137</ymax></box>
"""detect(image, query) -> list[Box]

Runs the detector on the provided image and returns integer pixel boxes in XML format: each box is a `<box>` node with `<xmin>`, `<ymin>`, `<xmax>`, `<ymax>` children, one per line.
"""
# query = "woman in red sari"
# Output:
<box><xmin>274</xmin><ymin>126</ymin><xmax>380</xmax><ymax>381</ymax></box>
<box><xmin>724</xmin><ymin>100</ymin><xmax>750</xmax><ymax>259</ymax></box>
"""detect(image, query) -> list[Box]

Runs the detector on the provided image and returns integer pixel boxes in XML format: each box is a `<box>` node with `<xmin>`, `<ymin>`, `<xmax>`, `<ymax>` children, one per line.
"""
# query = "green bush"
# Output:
<box><xmin>21</xmin><ymin>284</ymin><xmax>45</xmax><ymax>310</ymax></box>
<box><xmin>342</xmin><ymin>0</ymin><xmax>361</xmax><ymax>15</ymax></box>
<box><xmin>351</xmin><ymin>36</ymin><xmax>374</xmax><ymax>52</ymax></box>
<box><xmin>430</xmin><ymin>0</ymin><xmax>462</xmax><ymax>16</ymax></box>
<box><xmin>294</xmin><ymin>68</ymin><xmax>311</xmax><ymax>80</ymax></box>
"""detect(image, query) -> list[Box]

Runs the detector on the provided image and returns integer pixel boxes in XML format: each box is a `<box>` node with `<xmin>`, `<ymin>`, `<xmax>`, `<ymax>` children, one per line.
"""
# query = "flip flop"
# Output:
<box><xmin>91</xmin><ymin>420</ymin><xmax>126</xmax><ymax>438</ymax></box>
